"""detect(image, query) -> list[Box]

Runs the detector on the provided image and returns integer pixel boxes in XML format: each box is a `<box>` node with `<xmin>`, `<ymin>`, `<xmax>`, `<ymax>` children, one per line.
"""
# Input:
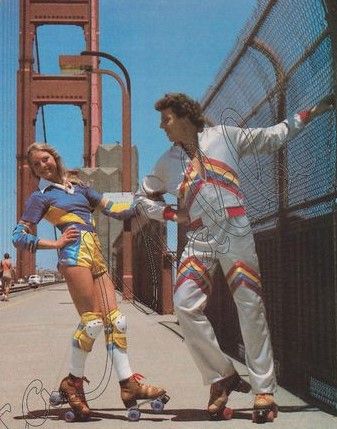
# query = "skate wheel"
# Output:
<box><xmin>49</xmin><ymin>391</ymin><xmax>62</xmax><ymax>407</ymax></box>
<box><xmin>253</xmin><ymin>409</ymin><xmax>273</xmax><ymax>424</ymax></box>
<box><xmin>208</xmin><ymin>411</ymin><xmax>219</xmax><ymax>420</ymax></box>
<box><xmin>150</xmin><ymin>399</ymin><xmax>164</xmax><ymax>413</ymax></box>
<box><xmin>161</xmin><ymin>394</ymin><xmax>170</xmax><ymax>404</ymax></box>
<box><xmin>128</xmin><ymin>407</ymin><xmax>141</xmax><ymax>422</ymax></box>
<box><xmin>222</xmin><ymin>407</ymin><xmax>234</xmax><ymax>420</ymax></box>
<box><xmin>64</xmin><ymin>410</ymin><xmax>76</xmax><ymax>422</ymax></box>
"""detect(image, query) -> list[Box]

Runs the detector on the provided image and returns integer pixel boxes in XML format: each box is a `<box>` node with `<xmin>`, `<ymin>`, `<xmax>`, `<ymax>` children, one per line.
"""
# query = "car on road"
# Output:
<box><xmin>28</xmin><ymin>274</ymin><xmax>42</xmax><ymax>288</ymax></box>
<box><xmin>41</xmin><ymin>274</ymin><xmax>56</xmax><ymax>284</ymax></box>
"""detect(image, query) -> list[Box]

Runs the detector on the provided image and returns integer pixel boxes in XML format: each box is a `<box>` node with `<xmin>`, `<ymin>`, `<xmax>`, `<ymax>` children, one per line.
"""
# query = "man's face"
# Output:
<box><xmin>159</xmin><ymin>108</ymin><xmax>191</xmax><ymax>143</ymax></box>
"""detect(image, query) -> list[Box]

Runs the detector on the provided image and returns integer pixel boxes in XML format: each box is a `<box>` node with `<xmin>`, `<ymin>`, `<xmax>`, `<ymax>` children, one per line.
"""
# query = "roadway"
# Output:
<box><xmin>0</xmin><ymin>283</ymin><xmax>336</xmax><ymax>428</ymax></box>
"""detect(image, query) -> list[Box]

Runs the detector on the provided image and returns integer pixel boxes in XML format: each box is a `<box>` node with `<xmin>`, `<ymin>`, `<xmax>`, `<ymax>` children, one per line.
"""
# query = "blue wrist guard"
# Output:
<box><xmin>12</xmin><ymin>223</ymin><xmax>39</xmax><ymax>253</ymax></box>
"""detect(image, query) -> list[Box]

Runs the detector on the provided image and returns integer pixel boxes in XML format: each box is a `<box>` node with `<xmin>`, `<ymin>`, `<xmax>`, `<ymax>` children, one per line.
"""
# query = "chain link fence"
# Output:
<box><xmin>201</xmin><ymin>0</ymin><xmax>337</xmax><ymax>410</ymax></box>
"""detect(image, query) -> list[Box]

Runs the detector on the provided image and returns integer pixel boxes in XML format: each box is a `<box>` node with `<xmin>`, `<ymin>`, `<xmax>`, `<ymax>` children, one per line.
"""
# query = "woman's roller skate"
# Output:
<box><xmin>120</xmin><ymin>373</ymin><xmax>170</xmax><ymax>421</ymax></box>
<box><xmin>252</xmin><ymin>393</ymin><xmax>278</xmax><ymax>423</ymax></box>
<box><xmin>49</xmin><ymin>374</ymin><xmax>90</xmax><ymax>422</ymax></box>
<box><xmin>207</xmin><ymin>371</ymin><xmax>251</xmax><ymax>420</ymax></box>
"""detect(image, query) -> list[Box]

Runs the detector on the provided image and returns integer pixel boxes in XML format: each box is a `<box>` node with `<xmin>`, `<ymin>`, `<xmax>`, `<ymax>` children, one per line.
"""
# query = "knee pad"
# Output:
<box><xmin>105</xmin><ymin>309</ymin><xmax>127</xmax><ymax>350</ymax></box>
<box><xmin>73</xmin><ymin>312</ymin><xmax>103</xmax><ymax>352</ymax></box>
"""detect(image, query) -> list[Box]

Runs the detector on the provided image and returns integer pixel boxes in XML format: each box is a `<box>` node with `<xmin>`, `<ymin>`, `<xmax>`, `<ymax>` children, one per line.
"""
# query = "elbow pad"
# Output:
<box><xmin>12</xmin><ymin>224</ymin><xmax>39</xmax><ymax>253</ymax></box>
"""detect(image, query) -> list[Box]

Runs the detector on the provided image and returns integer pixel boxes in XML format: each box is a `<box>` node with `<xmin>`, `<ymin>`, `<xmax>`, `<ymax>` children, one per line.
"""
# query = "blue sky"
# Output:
<box><xmin>1</xmin><ymin>0</ymin><xmax>257</xmax><ymax>269</ymax></box>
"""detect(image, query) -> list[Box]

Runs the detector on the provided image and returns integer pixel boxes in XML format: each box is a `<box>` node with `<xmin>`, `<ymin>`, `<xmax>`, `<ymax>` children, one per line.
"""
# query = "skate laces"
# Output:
<box><xmin>72</xmin><ymin>376</ymin><xmax>90</xmax><ymax>392</ymax></box>
<box><xmin>131</xmin><ymin>373</ymin><xmax>145</xmax><ymax>383</ymax></box>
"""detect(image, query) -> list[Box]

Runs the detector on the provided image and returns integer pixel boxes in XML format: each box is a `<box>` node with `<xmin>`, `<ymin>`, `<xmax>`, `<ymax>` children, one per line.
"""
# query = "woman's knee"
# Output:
<box><xmin>73</xmin><ymin>312</ymin><xmax>104</xmax><ymax>352</ymax></box>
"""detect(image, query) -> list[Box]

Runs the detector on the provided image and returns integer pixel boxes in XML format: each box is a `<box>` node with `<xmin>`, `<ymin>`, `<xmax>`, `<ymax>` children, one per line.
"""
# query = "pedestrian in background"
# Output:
<box><xmin>1</xmin><ymin>253</ymin><xmax>14</xmax><ymax>301</ymax></box>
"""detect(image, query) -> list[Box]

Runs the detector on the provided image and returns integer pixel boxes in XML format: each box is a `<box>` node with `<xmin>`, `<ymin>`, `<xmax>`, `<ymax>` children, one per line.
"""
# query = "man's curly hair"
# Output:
<box><xmin>155</xmin><ymin>93</ymin><xmax>206</xmax><ymax>132</ymax></box>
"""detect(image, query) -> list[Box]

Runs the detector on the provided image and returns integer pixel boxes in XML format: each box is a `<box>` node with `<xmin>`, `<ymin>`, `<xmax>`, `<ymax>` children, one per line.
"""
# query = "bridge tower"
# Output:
<box><xmin>16</xmin><ymin>0</ymin><xmax>101</xmax><ymax>277</ymax></box>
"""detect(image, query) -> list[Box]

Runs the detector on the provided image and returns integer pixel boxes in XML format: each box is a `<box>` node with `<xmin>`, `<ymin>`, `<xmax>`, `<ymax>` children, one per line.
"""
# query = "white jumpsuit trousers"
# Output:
<box><xmin>174</xmin><ymin>208</ymin><xmax>276</xmax><ymax>393</ymax></box>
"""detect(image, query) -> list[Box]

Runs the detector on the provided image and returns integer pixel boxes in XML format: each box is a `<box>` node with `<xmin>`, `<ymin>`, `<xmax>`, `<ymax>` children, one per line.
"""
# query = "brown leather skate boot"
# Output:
<box><xmin>59</xmin><ymin>374</ymin><xmax>90</xmax><ymax>420</ymax></box>
<box><xmin>252</xmin><ymin>393</ymin><xmax>278</xmax><ymax>423</ymax></box>
<box><xmin>208</xmin><ymin>371</ymin><xmax>251</xmax><ymax>416</ymax></box>
<box><xmin>119</xmin><ymin>373</ymin><xmax>167</xmax><ymax>409</ymax></box>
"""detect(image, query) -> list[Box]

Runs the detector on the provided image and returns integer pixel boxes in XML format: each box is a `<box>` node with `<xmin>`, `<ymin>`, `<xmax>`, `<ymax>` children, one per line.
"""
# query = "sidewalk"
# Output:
<box><xmin>0</xmin><ymin>283</ymin><xmax>335</xmax><ymax>428</ymax></box>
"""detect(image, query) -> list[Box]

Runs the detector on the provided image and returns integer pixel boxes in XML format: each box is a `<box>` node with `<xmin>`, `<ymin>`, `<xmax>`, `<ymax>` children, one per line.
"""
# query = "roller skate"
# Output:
<box><xmin>252</xmin><ymin>393</ymin><xmax>278</xmax><ymax>423</ymax></box>
<box><xmin>207</xmin><ymin>371</ymin><xmax>251</xmax><ymax>420</ymax></box>
<box><xmin>49</xmin><ymin>374</ymin><xmax>90</xmax><ymax>422</ymax></box>
<box><xmin>120</xmin><ymin>373</ymin><xmax>170</xmax><ymax>421</ymax></box>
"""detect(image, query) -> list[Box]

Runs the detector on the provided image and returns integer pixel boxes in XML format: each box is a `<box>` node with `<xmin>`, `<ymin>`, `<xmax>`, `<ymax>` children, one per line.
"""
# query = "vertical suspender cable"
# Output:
<box><xmin>34</xmin><ymin>33</ymin><xmax>48</xmax><ymax>143</ymax></box>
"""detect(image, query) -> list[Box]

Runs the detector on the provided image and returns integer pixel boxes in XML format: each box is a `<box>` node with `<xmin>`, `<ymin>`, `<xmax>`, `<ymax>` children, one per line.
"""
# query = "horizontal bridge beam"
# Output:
<box><xmin>31</xmin><ymin>74</ymin><xmax>89</xmax><ymax>104</ymax></box>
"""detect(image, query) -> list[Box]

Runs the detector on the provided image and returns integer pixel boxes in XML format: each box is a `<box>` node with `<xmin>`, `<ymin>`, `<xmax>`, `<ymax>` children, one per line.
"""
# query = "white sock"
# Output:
<box><xmin>69</xmin><ymin>347</ymin><xmax>88</xmax><ymax>378</ymax></box>
<box><xmin>111</xmin><ymin>347</ymin><xmax>133</xmax><ymax>381</ymax></box>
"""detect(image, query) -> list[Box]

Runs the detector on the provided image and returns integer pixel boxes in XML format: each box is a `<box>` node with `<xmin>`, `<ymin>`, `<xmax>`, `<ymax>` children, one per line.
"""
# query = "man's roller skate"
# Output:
<box><xmin>252</xmin><ymin>393</ymin><xmax>278</xmax><ymax>423</ymax></box>
<box><xmin>49</xmin><ymin>374</ymin><xmax>90</xmax><ymax>422</ymax></box>
<box><xmin>120</xmin><ymin>373</ymin><xmax>170</xmax><ymax>421</ymax></box>
<box><xmin>207</xmin><ymin>371</ymin><xmax>251</xmax><ymax>420</ymax></box>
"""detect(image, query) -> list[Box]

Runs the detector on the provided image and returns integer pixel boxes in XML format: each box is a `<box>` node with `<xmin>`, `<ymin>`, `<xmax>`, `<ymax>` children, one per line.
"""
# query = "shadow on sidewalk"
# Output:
<box><xmin>15</xmin><ymin>407</ymin><xmax>169</xmax><ymax>423</ymax></box>
<box><xmin>14</xmin><ymin>403</ymin><xmax>322</xmax><ymax>424</ymax></box>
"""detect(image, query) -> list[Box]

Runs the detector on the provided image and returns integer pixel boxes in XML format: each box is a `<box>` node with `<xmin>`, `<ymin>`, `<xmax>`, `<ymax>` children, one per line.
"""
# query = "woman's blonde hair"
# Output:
<box><xmin>26</xmin><ymin>142</ymin><xmax>66</xmax><ymax>180</ymax></box>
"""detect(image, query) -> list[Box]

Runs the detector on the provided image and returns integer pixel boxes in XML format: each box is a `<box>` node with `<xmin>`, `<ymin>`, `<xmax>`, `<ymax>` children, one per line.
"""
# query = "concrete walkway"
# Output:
<box><xmin>0</xmin><ymin>283</ymin><xmax>335</xmax><ymax>428</ymax></box>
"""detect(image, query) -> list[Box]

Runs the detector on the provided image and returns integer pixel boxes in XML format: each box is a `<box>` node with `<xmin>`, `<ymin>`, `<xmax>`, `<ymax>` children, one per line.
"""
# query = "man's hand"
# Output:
<box><xmin>310</xmin><ymin>94</ymin><xmax>335</xmax><ymax>119</ymax></box>
<box><xmin>174</xmin><ymin>208</ymin><xmax>190</xmax><ymax>224</ymax></box>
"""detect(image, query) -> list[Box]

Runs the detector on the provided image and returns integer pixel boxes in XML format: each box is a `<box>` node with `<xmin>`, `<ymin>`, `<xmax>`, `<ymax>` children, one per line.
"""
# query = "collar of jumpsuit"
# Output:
<box><xmin>39</xmin><ymin>178</ymin><xmax>75</xmax><ymax>194</ymax></box>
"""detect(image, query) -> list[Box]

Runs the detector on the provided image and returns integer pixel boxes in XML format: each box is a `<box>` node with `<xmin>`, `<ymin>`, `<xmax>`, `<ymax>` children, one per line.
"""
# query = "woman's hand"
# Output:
<box><xmin>56</xmin><ymin>226</ymin><xmax>80</xmax><ymax>248</ymax></box>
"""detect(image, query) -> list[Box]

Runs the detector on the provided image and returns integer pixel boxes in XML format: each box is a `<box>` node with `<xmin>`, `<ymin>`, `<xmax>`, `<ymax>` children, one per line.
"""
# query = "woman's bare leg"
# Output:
<box><xmin>62</xmin><ymin>266</ymin><xmax>100</xmax><ymax>314</ymax></box>
<box><xmin>92</xmin><ymin>271</ymin><xmax>166</xmax><ymax>408</ymax></box>
<box><xmin>92</xmin><ymin>272</ymin><xmax>132</xmax><ymax>381</ymax></box>
<box><xmin>92</xmin><ymin>272</ymin><xmax>117</xmax><ymax>316</ymax></box>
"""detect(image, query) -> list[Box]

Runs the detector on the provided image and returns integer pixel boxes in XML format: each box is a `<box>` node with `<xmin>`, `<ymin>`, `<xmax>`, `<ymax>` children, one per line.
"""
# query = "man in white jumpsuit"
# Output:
<box><xmin>134</xmin><ymin>93</ymin><xmax>333</xmax><ymax>422</ymax></box>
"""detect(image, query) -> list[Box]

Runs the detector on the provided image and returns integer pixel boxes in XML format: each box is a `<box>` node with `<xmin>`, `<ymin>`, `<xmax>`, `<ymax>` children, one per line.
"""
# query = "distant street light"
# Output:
<box><xmin>59</xmin><ymin>54</ymin><xmax>134</xmax><ymax>301</ymax></box>
<box><xmin>81</xmin><ymin>51</ymin><xmax>131</xmax><ymax>95</ymax></box>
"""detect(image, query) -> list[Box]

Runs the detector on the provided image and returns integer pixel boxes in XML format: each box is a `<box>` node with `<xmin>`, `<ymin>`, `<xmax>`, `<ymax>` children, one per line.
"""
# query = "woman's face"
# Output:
<box><xmin>29</xmin><ymin>150</ymin><xmax>59</xmax><ymax>182</ymax></box>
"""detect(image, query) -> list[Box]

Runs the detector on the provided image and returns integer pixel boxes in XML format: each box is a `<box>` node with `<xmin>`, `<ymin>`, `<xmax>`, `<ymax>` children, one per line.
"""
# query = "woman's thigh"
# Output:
<box><xmin>62</xmin><ymin>266</ymin><xmax>100</xmax><ymax>315</ymax></box>
<box><xmin>93</xmin><ymin>272</ymin><xmax>118</xmax><ymax>317</ymax></box>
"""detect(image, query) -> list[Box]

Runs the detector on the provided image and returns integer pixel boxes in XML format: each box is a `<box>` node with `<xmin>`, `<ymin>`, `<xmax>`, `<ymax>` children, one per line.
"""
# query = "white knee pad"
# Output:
<box><xmin>114</xmin><ymin>314</ymin><xmax>127</xmax><ymax>333</ymax></box>
<box><xmin>105</xmin><ymin>309</ymin><xmax>127</xmax><ymax>350</ymax></box>
<box><xmin>73</xmin><ymin>312</ymin><xmax>103</xmax><ymax>352</ymax></box>
<box><xmin>85</xmin><ymin>318</ymin><xmax>104</xmax><ymax>339</ymax></box>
